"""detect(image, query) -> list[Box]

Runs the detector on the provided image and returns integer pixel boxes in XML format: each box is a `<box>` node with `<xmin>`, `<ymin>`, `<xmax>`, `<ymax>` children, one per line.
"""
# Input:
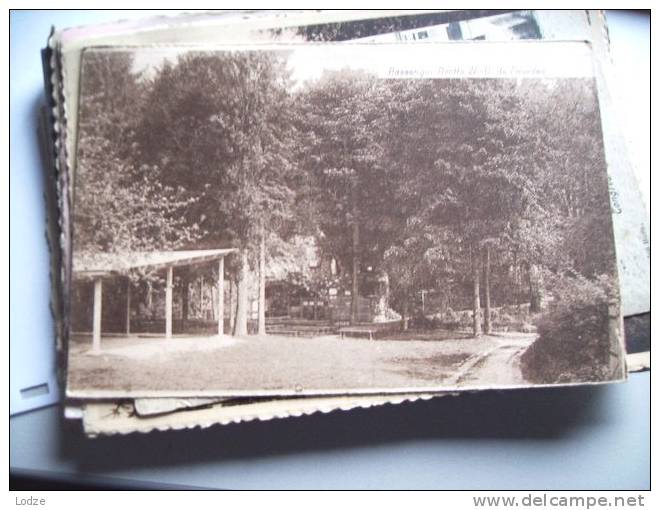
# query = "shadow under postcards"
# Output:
<box><xmin>56</xmin><ymin>385</ymin><xmax>608</xmax><ymax>472</ymax></box>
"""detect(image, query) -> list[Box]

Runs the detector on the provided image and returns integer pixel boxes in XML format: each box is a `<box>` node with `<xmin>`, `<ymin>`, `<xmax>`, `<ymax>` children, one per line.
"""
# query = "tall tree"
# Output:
<box><xmin>296</xmin><ymin>70</ymin><xmax>392</xmax><ymax>324</ymax></box>
<box><xmin>380</xmin><ymin>78</ymin><xmax>548</xmax><ymax>336</ymax></box>
<box><xmin>135</xmin><ymin>51</ymin><xmax>298</xmax><ymax>336</ymax></box>
<box><xmin>75</xmin><ymin>51</ymin><xmax>199</xmax><ymax>257</ymax></box>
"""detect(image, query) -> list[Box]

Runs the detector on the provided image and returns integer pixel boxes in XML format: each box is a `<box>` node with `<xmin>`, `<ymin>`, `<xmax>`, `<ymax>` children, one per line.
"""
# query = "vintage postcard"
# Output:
<box><xmin>47</xmin><ymin>11</ymin><xmax>648</xmax><ymax>350</ymax></box>
<box><xmin>65</xmin><ymin>41</ymin><xmax>625</xmax><ymax>399</ymax></box>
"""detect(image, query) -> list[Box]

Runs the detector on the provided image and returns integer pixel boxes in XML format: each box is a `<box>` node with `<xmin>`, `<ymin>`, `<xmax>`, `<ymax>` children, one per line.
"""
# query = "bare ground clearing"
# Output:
<box><xmin>67</xmin><ymin>331</ymin><xmax>535</xmax><ymax>395</ymax></box>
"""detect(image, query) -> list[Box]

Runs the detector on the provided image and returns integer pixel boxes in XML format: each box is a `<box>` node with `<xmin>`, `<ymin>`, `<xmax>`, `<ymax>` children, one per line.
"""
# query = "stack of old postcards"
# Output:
<box><xmin>40</xmin><ymin>10</ymin><xmax>649</xmax><ymax>436</ymax></box>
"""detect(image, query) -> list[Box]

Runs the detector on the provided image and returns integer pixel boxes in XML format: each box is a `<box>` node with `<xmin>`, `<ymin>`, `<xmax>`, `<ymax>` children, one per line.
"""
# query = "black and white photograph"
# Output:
<box><xmin>67</xmin><ymin>42</ymin><xmax>626</xmax><ymax>397</ymax></box>
<box><xmin>9</xmin><ymin>8</ymin><xmax>651</xmax><ymax>492</ymax></box>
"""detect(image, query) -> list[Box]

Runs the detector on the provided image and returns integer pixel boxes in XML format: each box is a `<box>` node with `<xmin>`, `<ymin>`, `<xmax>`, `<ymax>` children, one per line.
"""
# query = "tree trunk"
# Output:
<box><xmin>229</xmin><ymin>278</ymin><xmax>236</xmax><ymax>332</ymax></box>
<box><xmin>181</xmin><ymin>273</ymin><xmax>189</xmax><ymax>329</ymax></box>
<box><xmin>350</xmin><ymin>208</ymin><xmax>360</xmax><ymax>325</ymax></box>
<box><xmin>146</xmin><ymin>281</ymin><xmax>153</xmax><ymax>319</ymax></box>
<box><xmin>401</xmin><ymin>298</ymin><xmax>409</xmax><ymax>331</ymax></box>
<box><xmin>233</xmin><ymin>250</ymin><xmax>249</xmax><ymax>336</ymax></box>
<box><xmin>528</xmin><ymin>264</ymin><xmax>543</xmax><ymax>313</ymax></box>
<box><xmin>472</xmin><ymin>248</ymin><xmax>482</xmax><ymax>337</ymax></box>
<box><xmin>125</xmin><ymin>279</ymin><xmax>131</xmax><ymax>336</ymax></box>
<box><xmin>258</xmin><ymin>233</ymin><xmax>267</xmax><ymax>335</ymax></box>
<box><xmin>483</xmin><ymin>246</ymin><xmax>492</xmax><ymax>334</ymax></box>
<box><xmin>513</xmin><ymin>250</ymin><xmax>521</xmax><ymax>309</ymax></box>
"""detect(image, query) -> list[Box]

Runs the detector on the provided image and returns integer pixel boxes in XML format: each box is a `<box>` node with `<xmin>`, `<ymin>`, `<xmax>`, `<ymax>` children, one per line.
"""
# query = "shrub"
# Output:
<box><xmin>501</xmin><ymin>304</ymin><xmax>519</xmax><ymax>316</ymax></box>
<box><xmin>496</xmin><ymin>312</ymin><xmax>515</xmax><ymax>326</ymax></box>
<box><xmin>520</xmin><ymin>274</ymin><xmax>618</xmax><ymax>384</ymax></box>
<box><xmin>410</xmin><ymin>314</ymin><xmax>434</xmax><ymax>330</ymax></box>
<box><xmin>459</xmin><ymin>311</ymin><xmax>474</xmax><ymax>329</ymax></box>
<box><xmin>437</xmin><ymin>307</ymin><xmax>461</xmax><ymax>330</ymax></box>
<box><xmin>520</xmin><ymin>322</ymin><xmax>536</xmax><ymax>334</ymax></box>
<box><xmin>444</xmin><ymin>307</ymin><xmax>459</xmax><ymax>323</ymax></box>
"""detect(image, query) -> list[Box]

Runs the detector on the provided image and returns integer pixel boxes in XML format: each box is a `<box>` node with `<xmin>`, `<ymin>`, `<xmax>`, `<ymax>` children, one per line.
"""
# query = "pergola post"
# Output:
<box><xmin>165</xmin><ymin>266</ymin><xmax>173</xmax><ymax>339</ymax></box>
<box><xmin>218</xmin><ymin>257</ymin><xmax>225</xmax><ymax>336</ymax></box>
<box><xmin>92</xmin><ymin>277</ymin><xmax>103</xmax><ymax>352</ymax></box>
<box><xmin>126</xmin><ymin>278</ymin><xmax>131</xmax><ymax>336</ymax></box>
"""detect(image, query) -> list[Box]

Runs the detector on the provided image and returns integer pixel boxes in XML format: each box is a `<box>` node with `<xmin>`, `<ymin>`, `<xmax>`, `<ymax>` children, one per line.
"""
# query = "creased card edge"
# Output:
<box><xmin>82</xmin><ymin>392</ymin><xmax>446</xmax><ymax>436</ymax></box>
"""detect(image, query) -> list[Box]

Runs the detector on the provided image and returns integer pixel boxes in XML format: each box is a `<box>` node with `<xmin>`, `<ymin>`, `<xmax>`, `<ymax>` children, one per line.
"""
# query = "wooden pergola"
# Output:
<box><xmin>72</xmin><ymin>248</ymin><xmax>237</xmax><ymax>351</ymax></box>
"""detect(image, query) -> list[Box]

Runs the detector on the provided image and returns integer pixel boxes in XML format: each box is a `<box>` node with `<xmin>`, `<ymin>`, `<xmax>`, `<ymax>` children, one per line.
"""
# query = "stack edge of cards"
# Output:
<box><xmin>39</xmin><ymin>10</ymin><xmax>649</xmax><ymax>436</ymax></box>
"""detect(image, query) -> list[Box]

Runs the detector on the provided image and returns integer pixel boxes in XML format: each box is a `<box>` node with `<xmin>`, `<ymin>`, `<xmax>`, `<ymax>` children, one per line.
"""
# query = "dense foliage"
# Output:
<box><xmin>74</xmin><ymin>51</ymin><xmax>201</xmax><ymax>255</ymax></box>
<box><xmin>520</xmin><ymin>274</ymin><xmax>620</xmax><ymax>384</ymax></box>
<box><xmin>73</xmin><ymin>49</ymin><xmax>619</xmax><ymax>381</ymax></box>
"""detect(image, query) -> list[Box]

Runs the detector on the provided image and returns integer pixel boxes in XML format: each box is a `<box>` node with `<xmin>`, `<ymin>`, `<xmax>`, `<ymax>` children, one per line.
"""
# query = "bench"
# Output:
<box><xmin>266</xmin><ymin>326</ymin><xmax>338</xmax><ymax>337</ymax></box>
<box><xmin>267</xmin><ymin>329</ymin><xmax>309</xmax><ymax>337</ymax></box>
<box><xmin>339</xmin><ymin>320</ymin><xmax>403</xmax><ymax>340</ymax></box>
<box><xmin>339</xmin><ymin>327</ymin><xmax>379</xmax><ymax>341</ymax></box>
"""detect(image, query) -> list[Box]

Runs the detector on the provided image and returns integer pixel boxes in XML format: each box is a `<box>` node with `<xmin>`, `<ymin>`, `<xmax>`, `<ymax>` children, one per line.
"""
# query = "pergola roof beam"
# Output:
<box><xmin>72</xmin><ymin>248</ymin><xmax>237</xmax><ymax>279</ymax></box>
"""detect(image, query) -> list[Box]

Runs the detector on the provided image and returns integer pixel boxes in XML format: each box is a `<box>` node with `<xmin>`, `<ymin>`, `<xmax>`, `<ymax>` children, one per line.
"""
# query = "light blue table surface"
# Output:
<box><xmin>10</xmin><ymin>10</ymin><xmax>650</xmax><ymax>489</ymax></box>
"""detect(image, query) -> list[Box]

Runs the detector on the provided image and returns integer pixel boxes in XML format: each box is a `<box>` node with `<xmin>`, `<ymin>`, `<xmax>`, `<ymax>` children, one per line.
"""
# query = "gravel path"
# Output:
<box><xmin>67</xmin><ymin>331</ymin><xmax>534</xmax><ymax>396</ymax></box>
<box><xmin>453</xmin><ymin>333</ymin><xmax>536</xmax><ymax>387</ymax></box>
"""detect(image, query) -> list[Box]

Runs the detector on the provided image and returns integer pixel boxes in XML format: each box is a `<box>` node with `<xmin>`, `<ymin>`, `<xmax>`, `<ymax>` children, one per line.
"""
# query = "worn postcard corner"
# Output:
<box><xmin>81</xmin><ymin>394</ymin><xmax>442</xmax><ymax>436</ymax></box>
